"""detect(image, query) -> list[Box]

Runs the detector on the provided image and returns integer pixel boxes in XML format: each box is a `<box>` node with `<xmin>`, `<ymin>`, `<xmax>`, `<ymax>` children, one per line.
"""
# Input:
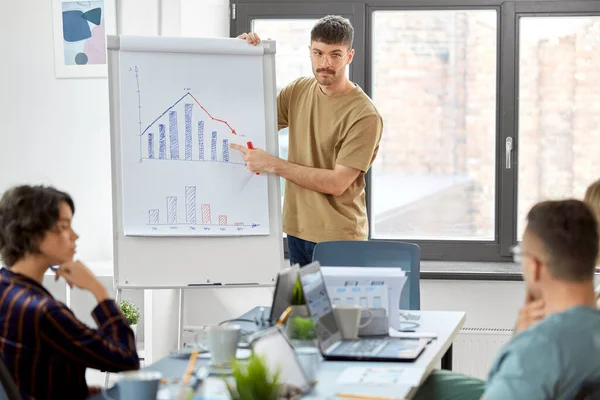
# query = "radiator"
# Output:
<box><xmin>452</xmin><ymin>327</ymin><xmax>513</xmax><ymax>380</ymax></box>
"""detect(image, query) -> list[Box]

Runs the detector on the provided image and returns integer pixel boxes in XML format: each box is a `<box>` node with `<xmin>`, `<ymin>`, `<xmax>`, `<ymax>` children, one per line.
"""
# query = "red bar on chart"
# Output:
<box><xmin>201</xmin><ymin>204</ymin><xmax>211</xmax><ymax>225</ymax></box>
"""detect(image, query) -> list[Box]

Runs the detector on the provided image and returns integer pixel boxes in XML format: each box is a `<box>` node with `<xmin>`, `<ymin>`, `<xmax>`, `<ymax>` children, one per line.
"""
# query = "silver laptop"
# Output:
<box><xmin>298</xmin><ymin>261</ymin><xmax>429</xmax><ymax>362</ymax></box>
<box><xmin>269</xmin><ymin>265</ymin><xmax>299</xmax><ymax>325</ymax></box>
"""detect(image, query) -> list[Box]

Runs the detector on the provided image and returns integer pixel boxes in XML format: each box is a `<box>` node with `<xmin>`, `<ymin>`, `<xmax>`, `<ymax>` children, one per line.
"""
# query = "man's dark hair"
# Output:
<box><xmin>526</xmin><ymin>199</ymin><xmax>599</xmax><ymax>281</ymax></box>
<box><xmin>311</xmin><ymin>15</ymin><xmax>354</xmax><ymax>47</ymax></box>
<box><xmin>0</xmin><ymin>185</ymin><xmax>74</xmax><ymax>267</ymax></box>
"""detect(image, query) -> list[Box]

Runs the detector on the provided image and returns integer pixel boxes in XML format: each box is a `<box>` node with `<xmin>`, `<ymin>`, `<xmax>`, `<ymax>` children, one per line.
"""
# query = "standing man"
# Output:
<box><xmin>232</xmin><ymin>15</ymin><xmax>383</xmax><ymax>266</ymax></box>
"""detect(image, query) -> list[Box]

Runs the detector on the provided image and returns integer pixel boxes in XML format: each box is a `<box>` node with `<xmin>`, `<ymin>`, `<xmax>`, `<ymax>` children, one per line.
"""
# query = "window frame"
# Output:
<box><xmin>231</xmin><ymin>0</ymin><xmax>600</xmax><ymax>262</ymax></box>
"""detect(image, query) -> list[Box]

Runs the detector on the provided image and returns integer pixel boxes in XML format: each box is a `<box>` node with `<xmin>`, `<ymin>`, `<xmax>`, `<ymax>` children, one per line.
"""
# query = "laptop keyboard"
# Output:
<box><xmin>335</xmin><ymin>338</ymin><xmax>387</xmax><ymax>356</ymax></box>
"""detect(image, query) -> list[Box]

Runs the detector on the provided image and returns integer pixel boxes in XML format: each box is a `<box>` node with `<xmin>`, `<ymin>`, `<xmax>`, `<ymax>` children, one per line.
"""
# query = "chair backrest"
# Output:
<box><xmin>571</xmin><ymin>378</ymin><xmax>600</xmax><ymax>400</ymax></box>
<box><xmin>0</xmin><ymin>354</ymin><xmax>21</xmax><ymax>400</ymax></box>
<box><xmin>312</xmin><ymin>240</ymin><xmax>420</xmax><ymax>310</ymax></box>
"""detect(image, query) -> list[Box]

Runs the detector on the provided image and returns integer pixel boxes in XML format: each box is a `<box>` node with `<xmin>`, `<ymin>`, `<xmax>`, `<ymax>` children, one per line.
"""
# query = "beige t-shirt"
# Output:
<box><xmin>278</xmin><ymin>77</ymin><xmax>383</xmax><ymax>243</ymax></box>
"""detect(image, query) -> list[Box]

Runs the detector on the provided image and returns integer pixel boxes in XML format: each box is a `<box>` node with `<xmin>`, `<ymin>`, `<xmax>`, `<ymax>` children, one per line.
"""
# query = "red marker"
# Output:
<box><xmin>246</xmin><ymin>141</ymin><xmax>258</xmax><ymax>174</ymax></box>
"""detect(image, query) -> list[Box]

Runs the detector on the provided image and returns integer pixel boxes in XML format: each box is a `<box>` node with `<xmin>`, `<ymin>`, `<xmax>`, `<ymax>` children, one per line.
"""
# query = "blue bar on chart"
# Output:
<box><xmin>222</xmin><ymin>139</ymin><xmax>229</xmax><ymax>162</ymax></box>
<box><xmin>185</xmin><ymin>104</ymin><xmax>193</xmax><ymax>160</ymax></box>
<box><xmin>211</xmin><ymin>131</ymin><xmax>217</xmax><ymax>161</ymax></box>
<box><xmin>198</xmin><ymin>121</ymin><xmax>204</xmax><ymax>161</ymax></box>
<box><xmin>148</xmin><ymin>133</ymin><xmax>154</xmax><ymax>159</ymax></box>
<box><xmin>169</xmin><ymin>111</ymin><xmax>179</xmax><ymax>160</ymax></box>
<box><xmin>185</xmin><ymin>186</ymin><xmax>196</xmax><ymax>224</ymax></box>
<box><xmin>159</xmin><ymin>124</ymin><xmax>166</xmax><ymax>160</ymax></box>
<box><xmin>166</xmin><ymin>196</ymin><xmax>177</xmax><ymax>224</ymax></box>
<box><xmin>148</xmin><ymin>209</ymin><xmax>159</xmax><ymax>224</ymax></box>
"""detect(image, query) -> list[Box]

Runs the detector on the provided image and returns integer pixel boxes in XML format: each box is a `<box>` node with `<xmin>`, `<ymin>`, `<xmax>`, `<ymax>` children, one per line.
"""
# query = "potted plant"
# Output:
<box><xmin>226</xmin><ymin>353</ymin><xmax>281</xmax><ymax>400</ymax></box>
<box><xmin>286</xmin><ymin>277</ymin><xmax>316</xmax><ymax>342</ymax></box>
<box><xmin>119</xmin><ymin>299</ymin><xmax>140</xmax><ymax>337</ymax></box>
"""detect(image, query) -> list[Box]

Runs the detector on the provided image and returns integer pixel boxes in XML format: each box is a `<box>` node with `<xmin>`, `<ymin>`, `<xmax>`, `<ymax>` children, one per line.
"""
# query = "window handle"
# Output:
<box><xmin>506</xmin><ymin>137</ymin><xmax>513</xmax><ymax>169</ymax></box>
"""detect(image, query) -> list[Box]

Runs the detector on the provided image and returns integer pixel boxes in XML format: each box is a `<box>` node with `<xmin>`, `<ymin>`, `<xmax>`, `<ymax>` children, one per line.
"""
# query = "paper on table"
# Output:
<box><xmin>321</xmin><ymin>267</ymin><xmax>407</xmax><ymax>330</ymax></box>
<box><xmin>336</xmin><ymin>366</ymin><xmax>426</xmax><ymax>387</ymax></box>
<box><xmin>389</xmin><ymin>328</ymin><xmax>438</xmax><ymax>339</ymax></box>
<box><xmin>328</xmin><ymin>284</ymin><xmax>388</xmax><ymax>309</ymax></box>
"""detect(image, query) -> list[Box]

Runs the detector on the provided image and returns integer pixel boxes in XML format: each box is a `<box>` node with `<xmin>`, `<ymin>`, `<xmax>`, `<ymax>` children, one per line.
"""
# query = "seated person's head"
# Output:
<box><xmin>0</xmin><ymin>185</ymin><xmax>78</xmax><ymax>269</ymax></box>
<box><xmin>584</xmin><ymin>178</ymin><xmax>600</xmax><ymax>265</ymax></box>
<box><xmin>521</xmin><ymin>199</ymin><xmax>598</xmax><ymax>299</ymax></box>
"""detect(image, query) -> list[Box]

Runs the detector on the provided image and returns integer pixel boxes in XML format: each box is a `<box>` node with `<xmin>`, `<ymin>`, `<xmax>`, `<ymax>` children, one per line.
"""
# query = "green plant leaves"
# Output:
<box><xmin>291</xmin><ymin>276</ymin><xmax>305</xmax><ymax>306</ymax></box>
<box><xmin>118</xmin><ymin>299</ymin><xmax>141</xmax><ymax>325</ymax></box>
<box><xmin>226</xmin><ymin>353</ymin><xmax>281</xmax><ymax>400</ymax></box>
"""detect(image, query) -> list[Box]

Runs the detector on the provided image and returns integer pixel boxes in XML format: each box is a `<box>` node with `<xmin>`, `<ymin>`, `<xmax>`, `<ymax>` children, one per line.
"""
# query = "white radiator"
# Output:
<box><xmin>452</xmin><ymin>327</ymin><xmax>513</xmax><ymax>380</ymax></box>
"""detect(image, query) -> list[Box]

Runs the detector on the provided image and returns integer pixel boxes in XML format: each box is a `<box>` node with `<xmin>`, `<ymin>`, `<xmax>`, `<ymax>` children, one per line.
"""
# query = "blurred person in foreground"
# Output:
<box><xmin>412</xmin><ymin>199</ymin><xmax>600</xmax><ymax>400</ymax></box>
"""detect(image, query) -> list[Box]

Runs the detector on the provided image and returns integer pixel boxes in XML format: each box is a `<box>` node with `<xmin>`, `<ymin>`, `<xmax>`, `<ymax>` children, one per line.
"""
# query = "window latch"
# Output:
<box><xmin>506</xmin><ymin>137</ymin><xmax>513</xmax><ymax>169</ymax></box>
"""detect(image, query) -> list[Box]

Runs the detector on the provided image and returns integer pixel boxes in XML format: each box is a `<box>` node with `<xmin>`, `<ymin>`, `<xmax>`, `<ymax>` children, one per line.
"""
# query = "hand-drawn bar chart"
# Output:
<box><xmin>139</xmin><ymin>91</ymin><xmax>243</xmax><ymax>167</ymax></box>
<box><xmin>121</xmin><ymin>64</ymin><xmax>269</xmax><ymax>237</ymax></box>
<box><xmin>147</xmin><ymin>185</ymin><xmax>259</xmax><ymax>232</ymax></box>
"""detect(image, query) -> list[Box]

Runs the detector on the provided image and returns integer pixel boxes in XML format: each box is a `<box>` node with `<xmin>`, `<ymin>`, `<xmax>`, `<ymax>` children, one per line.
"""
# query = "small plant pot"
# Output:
<box><xmin>130</xmin><ymin>324</ymin><xmax>137</xmax><ymax>337</ymax></box>
<box><xmin>286</xmin><ymin>306</ymin><xmax>316</xmax><ymax>341</ymax></box>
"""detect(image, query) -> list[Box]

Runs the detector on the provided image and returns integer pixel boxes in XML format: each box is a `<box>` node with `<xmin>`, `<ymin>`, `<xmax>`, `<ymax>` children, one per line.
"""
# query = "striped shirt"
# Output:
<box><xmin>0</xmin><ymin>268</ymin><xmax>140</xmax><ymax>399</ymax></box>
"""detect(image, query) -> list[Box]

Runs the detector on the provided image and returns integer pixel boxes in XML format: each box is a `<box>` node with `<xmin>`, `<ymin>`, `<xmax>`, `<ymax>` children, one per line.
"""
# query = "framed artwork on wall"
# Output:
<box><xmin>52</xmin><ymin>0</ymin><xmax>117</xmax><ymax>78</ymax></box>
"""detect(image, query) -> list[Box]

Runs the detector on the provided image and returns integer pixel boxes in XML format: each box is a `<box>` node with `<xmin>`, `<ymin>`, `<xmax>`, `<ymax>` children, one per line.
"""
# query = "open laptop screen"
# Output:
<box><xmin>269</xmin><ymin>266</ymin><xmax>298</xmax><ymax>325</ymax></box>
<box><xmin>299</xmin><ymin>261</ymin><xmax>342</xmax><ymax>351</ymax></box>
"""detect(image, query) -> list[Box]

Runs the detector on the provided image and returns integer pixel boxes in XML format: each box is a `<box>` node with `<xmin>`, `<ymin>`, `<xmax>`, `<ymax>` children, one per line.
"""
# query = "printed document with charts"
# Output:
<box><xmin>321</xmin><ymin>267</ymin><xmax>407</xmax><ymax>330</ymax></box>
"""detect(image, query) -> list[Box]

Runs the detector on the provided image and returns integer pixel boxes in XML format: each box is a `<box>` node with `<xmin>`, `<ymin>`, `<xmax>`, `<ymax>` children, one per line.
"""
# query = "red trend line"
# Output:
<box><xmin>188</xmin><ymin>92</ymin><xmax>239</xmax><ymax>136</ymax></box>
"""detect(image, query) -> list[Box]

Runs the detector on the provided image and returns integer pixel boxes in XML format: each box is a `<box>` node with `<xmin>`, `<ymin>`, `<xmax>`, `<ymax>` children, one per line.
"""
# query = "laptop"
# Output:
<box><xmin>298</xmin><ymin>261</ymin><xmax>429</xmax><ymax>362</ymax></box>
<box><xmin>268</xmin><ymin>265</ymin><xmax>300</xmax><ymax>325</ymax></box>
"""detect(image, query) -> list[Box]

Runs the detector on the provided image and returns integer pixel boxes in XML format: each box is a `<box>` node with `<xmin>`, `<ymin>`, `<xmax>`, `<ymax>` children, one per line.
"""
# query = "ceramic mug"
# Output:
<box><xmin>333</xmin><ymin>305</ymin><xmax>373</xmax><ymax>340</ymax></box>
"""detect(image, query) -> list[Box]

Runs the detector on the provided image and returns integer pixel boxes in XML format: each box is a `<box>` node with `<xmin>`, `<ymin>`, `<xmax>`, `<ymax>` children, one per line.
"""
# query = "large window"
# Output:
<box><xmin>517</xmin><ymin>16</ymin><xmax>600</xmax><ymax>237</ymax></box>
<box><xmin>371</xmin><ymin>10</ymin><xmax>497</xmax><ymax>241</ymax></box>
<box><xmin>233</xmin><ymin>0</ymin><xmax>600</xmax><ymax>262</ymax></box>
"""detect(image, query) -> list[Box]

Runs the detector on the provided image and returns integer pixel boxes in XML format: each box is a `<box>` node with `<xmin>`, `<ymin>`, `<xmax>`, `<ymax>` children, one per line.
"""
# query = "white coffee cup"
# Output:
<box><xmin>196</xmin><ymin>324</ymin><xmax>241</xmax><ymax>367</ymax></box>
<box><xmin>333</xmin><ymin>305</ymin><xmax>373</xmax><ymax>340</ymax></box>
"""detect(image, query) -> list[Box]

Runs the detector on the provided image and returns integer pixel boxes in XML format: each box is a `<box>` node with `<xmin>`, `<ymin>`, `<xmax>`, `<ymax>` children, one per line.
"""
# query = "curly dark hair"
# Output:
<box><xmin>526</xmin><ymin>199</ymin><xmax>599</xmax><ymax>281</ymax></box>
<box><xmin>0</xmin><ymin>185</ymin><xmax>74</xmax><ymax>267</ymax></box>
<box><xmin>311</xmin><ymin>15</ymin><xmax>354</xmax><ymax>47</ymax></box>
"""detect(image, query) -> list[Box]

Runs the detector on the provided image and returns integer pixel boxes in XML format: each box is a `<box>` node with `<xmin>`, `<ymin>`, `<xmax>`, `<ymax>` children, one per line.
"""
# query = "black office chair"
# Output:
<box><xmin>0</xmin><ymin>354</ymin><xmax>21</xmax><ymax>400</ymax></box>
<box><xmin>572</xmin><ymin>379</ymin><xmax>600</xmax><ymax>400</ymax></box>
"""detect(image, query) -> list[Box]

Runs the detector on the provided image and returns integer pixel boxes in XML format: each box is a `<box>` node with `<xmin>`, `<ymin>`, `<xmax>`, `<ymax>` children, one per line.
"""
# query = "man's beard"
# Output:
<box><xmin>315</xmin><ymin>68</ymin><xmax>337</xmax><ymax>85</ymax></box>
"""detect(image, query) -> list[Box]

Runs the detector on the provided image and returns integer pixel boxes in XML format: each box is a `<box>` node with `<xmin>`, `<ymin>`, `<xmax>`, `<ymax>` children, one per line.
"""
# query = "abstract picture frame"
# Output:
<box><xmin>52</xmin><ymin>0</ymin><xmax>117</xmax><ymax>78</ymax></box>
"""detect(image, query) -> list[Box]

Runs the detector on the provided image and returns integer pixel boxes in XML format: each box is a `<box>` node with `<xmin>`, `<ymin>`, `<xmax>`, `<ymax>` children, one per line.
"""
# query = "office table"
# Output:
<box><xmin>232</xmin><ymin>306</ymin><xmax>457</xmax><ymax>371</ymax></box>
<box><xmin>107</xmin><ymin>310</ymin><xmax>466</xmax><ymax>400</ymax></box>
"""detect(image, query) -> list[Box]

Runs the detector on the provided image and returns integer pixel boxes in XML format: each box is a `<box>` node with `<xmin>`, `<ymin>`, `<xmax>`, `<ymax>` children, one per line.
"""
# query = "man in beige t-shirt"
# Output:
<box><xmin>233</xmin><ymin>16</ymin><xmax>383</xmax><ymax>266</ymax></box>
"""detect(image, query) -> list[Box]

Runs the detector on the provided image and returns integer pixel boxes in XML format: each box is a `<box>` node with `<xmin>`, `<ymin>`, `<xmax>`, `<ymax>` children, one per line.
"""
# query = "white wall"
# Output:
<box><xmin>0</xmin><ymin>0</ymin><xmax>113</xmax><ymax>262</ymax></box>
<box><xmin>181</xmin><ymin>0</ymin><xmax>230</xmax><ymax>37</ymax></box>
